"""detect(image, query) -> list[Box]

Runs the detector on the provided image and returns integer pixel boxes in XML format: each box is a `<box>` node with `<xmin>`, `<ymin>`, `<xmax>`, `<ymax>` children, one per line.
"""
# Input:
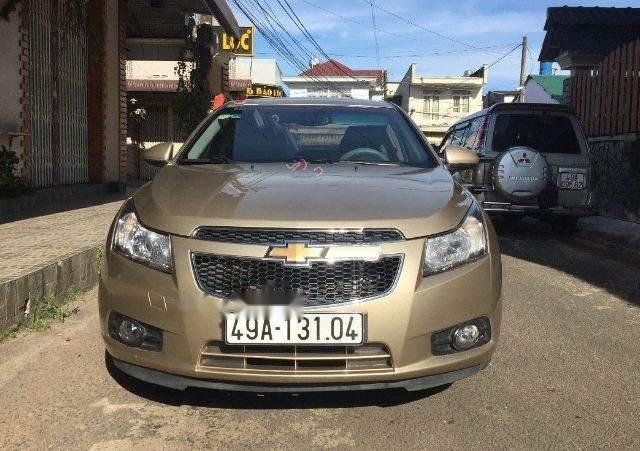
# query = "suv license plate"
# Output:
<box><xmin>558</xmin><ymin>172</ymin><xmax>585</xmax><ymax>190</ymax></box>
<box><xmin>225</xmin><ymin>312</ymin><xmax>364</xmax><ymax>345</ymax></box>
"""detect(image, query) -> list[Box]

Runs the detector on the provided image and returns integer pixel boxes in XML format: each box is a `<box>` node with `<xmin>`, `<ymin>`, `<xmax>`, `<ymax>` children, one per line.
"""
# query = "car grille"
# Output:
<box><xmin>192</xmin><ymin>227</ymin><xmax>404</xmax><ymax>245</ymax></box>
<box><xmin>191</xmin><ymin>253</ymin><xmax>402</xmax><ymax>306</ymax></box>
<box><xmin>199</xmin><ymin>342</ymin><xmax>393</xmax><ymax>373</ymax></box>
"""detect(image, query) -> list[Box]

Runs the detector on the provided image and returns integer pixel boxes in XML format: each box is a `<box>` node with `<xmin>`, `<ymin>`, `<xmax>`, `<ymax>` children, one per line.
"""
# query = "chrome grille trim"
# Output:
<box><xmin>191</xmin><ymin>227</ymin><xmax>405</xmax><ymax>245</ymax></box>
<box><xmin>191</xmin><ymin>253</ymin><xmax>403</xmax><ymax>306</ymax></box>
<box><xmin>199</xmin><ymin>342</ymin><xmax>393</xmax><ymax>373</ymax></box>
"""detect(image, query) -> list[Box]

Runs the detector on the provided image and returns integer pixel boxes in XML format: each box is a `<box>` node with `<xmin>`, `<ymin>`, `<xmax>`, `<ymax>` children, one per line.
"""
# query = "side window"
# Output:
<box><xmin>440</xmin><ymin>128</ymin><xmax>454</xmax><ymax>149</ymax></box>
<box><xmin>451</xmin><ymin>121</ymin><xmax>470</xmax><ymax>146</ymax></box>
<box><xmin>460</xmin><ymin>116</ymin><xmax>484</xmax><ymax>151</ymax></box>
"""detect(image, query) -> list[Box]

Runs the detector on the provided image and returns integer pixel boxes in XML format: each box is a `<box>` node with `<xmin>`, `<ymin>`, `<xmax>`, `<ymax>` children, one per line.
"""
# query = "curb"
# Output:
<box><xmin>0</xmin><ymin>244</ymin><xmax>104</xmax><ymax>333</ymax></box>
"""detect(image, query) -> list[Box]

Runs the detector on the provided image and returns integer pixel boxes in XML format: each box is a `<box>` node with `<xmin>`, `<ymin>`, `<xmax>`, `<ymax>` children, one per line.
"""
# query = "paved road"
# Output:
<box><xmin>0</xmin><ymin>219</ymin><xmax>639</xmax><ymax>449</ymax></box>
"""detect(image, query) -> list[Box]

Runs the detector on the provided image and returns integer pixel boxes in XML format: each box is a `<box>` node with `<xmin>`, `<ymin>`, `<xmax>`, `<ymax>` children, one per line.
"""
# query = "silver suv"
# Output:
<box><xmin>440</xmin><ymin>103</ymin><xmax>594</xmax><ymax>231</ymax></box>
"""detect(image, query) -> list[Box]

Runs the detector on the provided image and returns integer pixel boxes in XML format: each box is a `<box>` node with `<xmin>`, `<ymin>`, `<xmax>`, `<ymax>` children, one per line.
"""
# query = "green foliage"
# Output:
<box><xmin>0</xmin><ymin>145</ymin><xmax>30</xmax><ymax>198</ymax></box>
<box><xmin>173</xmin><ymin>22</ymin><xmax>216</xmax><ymax>138</ymax></box>
<box><xmin>1</xmin><ymin>0</ymin><xmax>21</xmax><ymax>21</ymax></box>
<box><xmin>0</xmin><ymin>286</ymin><xmax>80</xmax><ymax>342</ymax></box>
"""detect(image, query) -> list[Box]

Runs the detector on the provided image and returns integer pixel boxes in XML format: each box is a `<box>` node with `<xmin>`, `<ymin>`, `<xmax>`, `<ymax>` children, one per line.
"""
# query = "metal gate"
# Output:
<box><xmin>28</xmin><ymin>0</ymin><xmax>88</xmax><ymax>187</ymax></box>
<box><xmin>58</xmin><ymin>6</ymin><xmax>88</xmax><ymax>185</ymax></box>
<box><xmin>29</xmin><ymin>0</ymin><xmax>53</xmax><ymax>188</ymax></box>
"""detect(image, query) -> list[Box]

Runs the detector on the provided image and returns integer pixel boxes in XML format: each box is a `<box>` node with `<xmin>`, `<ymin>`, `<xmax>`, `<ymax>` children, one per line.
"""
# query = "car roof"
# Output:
<box><xmin>457</xmin><ymin>102</ymin><xmax>576</xmax><ymax>123</ymax></box>
<box><xmin>235</xmin><ymin>97</ymin><xmax>396</xmax><ymax>108</ymax></box>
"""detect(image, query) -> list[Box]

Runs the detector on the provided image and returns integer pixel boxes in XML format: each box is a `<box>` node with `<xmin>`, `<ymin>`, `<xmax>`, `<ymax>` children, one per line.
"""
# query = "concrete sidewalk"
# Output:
<box><xmin>0</xmin><ymin>198</ymin><xmax>124</xmax><ymax>331</ymax></box>
<box><xmin>577</xmin><ymin>215</ymin><xmax>640</xmax><ymax>253</ymax></box>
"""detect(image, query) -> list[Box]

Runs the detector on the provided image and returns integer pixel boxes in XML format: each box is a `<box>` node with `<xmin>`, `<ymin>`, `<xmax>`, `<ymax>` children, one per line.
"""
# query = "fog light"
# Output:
<box><xmin>453</xmin><ymin>324</ymin><xmax>480</xmax><ymax>350</ymax></box>
<box><xmin>431</xmin><ymin>316</ymin><xmax>491</xmax><ymax>355</ymax></box>
<box><xmin>108</xmin><ymin>312</ymin><xmax>163</xmax><ymax>351</ymax></box>
<box><xmin>118</xmin><ymin>319</ymin><xmax>145</xmax><ymax>347</ymax></box>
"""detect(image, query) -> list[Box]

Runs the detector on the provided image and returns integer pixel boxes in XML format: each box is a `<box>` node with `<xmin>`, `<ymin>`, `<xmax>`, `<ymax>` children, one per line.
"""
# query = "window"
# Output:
<box><xmin>460</xmin><ymin>115</ymin><xmax>486</xmax><ymax>152</ymax></box>
<box><xmin>423</xmin><ymin>94</ymin><xmax>440</xmax><ymax>121</ymax></box>
<box><xmin>450</xmin><ymin>121</ymin><xmax>470</xmax><ymax>146</ymax></box>
<box><xmin>178</xmin><ymin>105</ymin><xmax>436</xmax><ymax>167</ymax></box>
<box><xmin>491</xmin><ymin>113</ymin><xmax>582</xmax><ymax>154</ymax></box>
<box><xmin>452</xmin><ymin>90</ymin><xmax>470</xmax><ymax>114</ymax></box>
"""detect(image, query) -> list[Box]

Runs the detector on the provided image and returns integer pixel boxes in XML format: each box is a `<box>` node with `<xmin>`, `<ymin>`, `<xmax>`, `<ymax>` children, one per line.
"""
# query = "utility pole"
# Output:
<box><xmin>519</xmin><ymin>35</ymin><xmax>528</xmax><ymax>102</ymax></box>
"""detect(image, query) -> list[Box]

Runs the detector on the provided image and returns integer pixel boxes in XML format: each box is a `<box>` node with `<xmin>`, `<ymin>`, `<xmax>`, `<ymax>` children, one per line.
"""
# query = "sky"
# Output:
<box><xmin>227</xmin><ymin>0</ymin><xmax>636</xmax><ymax>91</ymax></box>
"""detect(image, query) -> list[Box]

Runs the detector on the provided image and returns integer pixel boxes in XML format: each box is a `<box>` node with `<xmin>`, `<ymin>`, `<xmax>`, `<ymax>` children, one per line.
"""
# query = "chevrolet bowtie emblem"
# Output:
<box><xmin>266</xmin><ymin>242</ymin><xmax>328</xmax><ymax>265</ymax></box>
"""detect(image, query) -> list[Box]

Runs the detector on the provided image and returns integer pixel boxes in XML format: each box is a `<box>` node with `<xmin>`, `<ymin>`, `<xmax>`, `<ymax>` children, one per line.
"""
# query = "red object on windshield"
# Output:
<box><xmin>212</xmin><ymin>93</ymin><xmax>226</xmax><ymax>110</ymax></box>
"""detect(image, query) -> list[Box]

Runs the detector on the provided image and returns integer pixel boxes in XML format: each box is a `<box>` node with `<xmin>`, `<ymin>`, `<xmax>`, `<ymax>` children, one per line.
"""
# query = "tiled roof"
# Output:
<box><xmin>539</xmin><ymin>6</ymin><xmax>640</xmax><ymax>61</ymax></box>
<box><xmin>300</xmin><ymin>60</ymin><xmax>384</xmax><ymax>79</ymax></box>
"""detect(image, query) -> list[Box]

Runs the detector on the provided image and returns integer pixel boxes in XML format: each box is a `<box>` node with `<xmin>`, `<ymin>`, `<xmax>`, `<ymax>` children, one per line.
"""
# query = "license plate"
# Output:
<box><xmin>225</xmin><ymin>312</ymin><xmax>364</xmax><ymax>345</ymax></box>
<box><xmin>558</xmin><ymin>172</ymin><xmax>585</xmax><ymax>190</ymax></box>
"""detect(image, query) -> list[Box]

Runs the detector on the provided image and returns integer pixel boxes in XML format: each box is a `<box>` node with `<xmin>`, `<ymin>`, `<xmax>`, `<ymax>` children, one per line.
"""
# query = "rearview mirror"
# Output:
<box><xmin>443</xmin><ymin>145</ymin><xmax>479</xmax><ymax>172</ymax></box>
<box><xmin>144</xmin><ymin>142</ymin><xmax>175</xmax><ymax>167</ymax></box>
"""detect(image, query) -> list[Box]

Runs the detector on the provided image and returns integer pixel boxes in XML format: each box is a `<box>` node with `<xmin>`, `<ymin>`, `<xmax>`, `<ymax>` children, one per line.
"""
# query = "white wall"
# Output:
<box><xmin>286</xmin><ymin>81</ymin><xmax>374</xmax><ymax>100</ymax></box>
<box><xmin>229</xmin><ymin>57</ymin><xmax>284</xmax><ymax>86</ymax></box>
<box><xmin>523</xmin><ymin>80</ymin><xmax>557</xmax><ymax>104</ymax></box>
<box><xmin>126</xmin><ymin>60</ymin><xmax>182</xmax><ymax>79</ymax></box>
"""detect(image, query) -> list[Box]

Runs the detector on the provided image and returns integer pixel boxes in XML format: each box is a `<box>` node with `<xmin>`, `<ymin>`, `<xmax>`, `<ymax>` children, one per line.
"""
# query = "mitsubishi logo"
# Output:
<box><xmin>517</xmin><ymin>152</ymin><xmax>531</xmax><ymax>164</ymax></box>
<box><xmin>266</xmin><ymin>242</ymin><xmax>328</xmax><ymax>266</ymax></box>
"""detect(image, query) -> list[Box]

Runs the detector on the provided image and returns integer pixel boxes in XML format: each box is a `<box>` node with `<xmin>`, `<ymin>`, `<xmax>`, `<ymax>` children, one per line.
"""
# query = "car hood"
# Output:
<box><xmin>133</xmin><ymin>163</ymin><xmax>472</xmax><ymax>239</ymax></box>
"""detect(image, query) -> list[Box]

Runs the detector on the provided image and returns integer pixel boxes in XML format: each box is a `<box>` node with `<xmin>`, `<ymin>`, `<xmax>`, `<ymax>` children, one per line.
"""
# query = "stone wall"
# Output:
<box><xmin>589</xmin><ymin>134</ymin><xmax>640</xmax><ymax>223</ymax></box>
<box><xmin>0</xmin><ymin>246</ymin><xmax>102</xmax><ymax>332</ymax></box>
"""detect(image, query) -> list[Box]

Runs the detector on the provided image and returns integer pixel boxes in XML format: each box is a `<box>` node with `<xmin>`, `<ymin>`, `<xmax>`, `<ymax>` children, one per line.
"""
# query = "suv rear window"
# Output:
<box><xmin>491</xmin><ymin>113</ymin><xmax>582</xmax><ymax>154</ymax></box>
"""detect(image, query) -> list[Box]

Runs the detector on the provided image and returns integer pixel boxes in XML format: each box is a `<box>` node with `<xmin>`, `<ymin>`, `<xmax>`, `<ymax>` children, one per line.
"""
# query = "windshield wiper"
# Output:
<box><xmin>332</xmin><ymin>160</ymin><xmax>421</xmax><ymax>167</ymax></box>
<box><xmin>178</xmin><ymin>157</ymin><xmax>236</xmax><ymax>165</ymax></box>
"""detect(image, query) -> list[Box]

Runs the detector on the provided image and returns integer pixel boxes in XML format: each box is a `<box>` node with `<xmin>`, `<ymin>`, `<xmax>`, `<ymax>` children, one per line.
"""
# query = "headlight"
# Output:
<box><xmin>112</xmin><ymin>200</ymin><xmax>173</xmax><ymax>273</ymax></box>
<box><xmin>423</xmin><ymin>203</ymin><xmax>487</xmax><ymax>276</ymax></box>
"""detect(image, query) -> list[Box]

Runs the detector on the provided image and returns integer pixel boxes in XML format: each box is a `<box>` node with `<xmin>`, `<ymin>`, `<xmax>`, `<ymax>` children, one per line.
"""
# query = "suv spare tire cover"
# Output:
<box><xmin>492</xmin><ymin>146</ymin><xmax>549</xmax><ymax>200</ymax></box>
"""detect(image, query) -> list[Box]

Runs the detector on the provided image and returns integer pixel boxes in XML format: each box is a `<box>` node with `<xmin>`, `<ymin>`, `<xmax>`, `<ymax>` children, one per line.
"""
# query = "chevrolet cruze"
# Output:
<box><xmin>100</xmin><ymin>98</ymin><xmax>502</xmax><ymax>392</ymax></box>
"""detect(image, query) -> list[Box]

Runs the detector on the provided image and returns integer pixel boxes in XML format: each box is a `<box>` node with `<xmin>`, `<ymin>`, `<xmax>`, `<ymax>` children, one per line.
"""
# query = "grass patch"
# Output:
<box><xmin>0</xmin><ymin>286</ymin><xmax>81</xmax><ymax>342</ymax></box>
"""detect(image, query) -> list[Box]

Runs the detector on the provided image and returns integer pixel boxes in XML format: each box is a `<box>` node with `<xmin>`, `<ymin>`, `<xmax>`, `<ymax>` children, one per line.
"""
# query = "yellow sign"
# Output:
<box><xmin>220</xmin><ymin>26</ymin><xmax>254</xmax><ymax>56</ymax></box>
<box><xmin>245</xmin><ymin>83</ymin><xmax>285</xmax><ymax>98</ymax></box>
<box><xmin>266</xmin><ymin>243</ymin><xmax>327</xmax><ymax>265</ymax></box>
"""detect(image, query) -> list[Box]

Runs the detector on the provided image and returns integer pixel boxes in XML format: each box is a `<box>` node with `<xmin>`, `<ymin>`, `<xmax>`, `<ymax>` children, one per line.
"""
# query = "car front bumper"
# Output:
<box><xmin>99</xmin><ymin>221</ymin><xmax>502</xmax><ymax>390</ymax></box>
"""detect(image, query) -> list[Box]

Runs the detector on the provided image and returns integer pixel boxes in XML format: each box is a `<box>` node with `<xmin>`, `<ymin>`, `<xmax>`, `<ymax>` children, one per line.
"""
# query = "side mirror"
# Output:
<box><xmin>144</xmin><ymin>142</ymin><xmax>175</xmax><ymax>167</ymax></box>
<box><xmin>443</xmin><ymin>145</ymin><xmax>479</xmax><ymax>172</ymax></box>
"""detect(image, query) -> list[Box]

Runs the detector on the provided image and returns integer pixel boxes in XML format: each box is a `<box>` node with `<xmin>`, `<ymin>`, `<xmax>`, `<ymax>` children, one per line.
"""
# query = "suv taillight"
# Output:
<box><xmin>473</xmin><ymin>115</ymin><xmax>490</xmax><ymax>155</ymax></box>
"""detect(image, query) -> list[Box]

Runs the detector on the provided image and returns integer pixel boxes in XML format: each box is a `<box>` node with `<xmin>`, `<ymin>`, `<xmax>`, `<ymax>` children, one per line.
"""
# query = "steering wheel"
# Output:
<box><xmin>341</xmin><ymin>147</ymin><xmax>389</xmax><ymax>162</ymax></box>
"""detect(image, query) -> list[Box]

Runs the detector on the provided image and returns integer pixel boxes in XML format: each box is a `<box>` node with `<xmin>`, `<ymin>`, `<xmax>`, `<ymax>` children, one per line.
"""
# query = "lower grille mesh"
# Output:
<box><xmin>191</xmin><ymin>253</ymin><xmax>402</xmax><ymax>306</ymax></box>
<box><xmin>199</xmin><ymin>342</ymin><xmax>393</xmax><ymax>373</ymax></box>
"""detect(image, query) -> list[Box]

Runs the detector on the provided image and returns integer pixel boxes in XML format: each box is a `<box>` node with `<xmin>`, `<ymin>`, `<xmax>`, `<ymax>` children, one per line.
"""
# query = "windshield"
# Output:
<box><xmin>177</xmin><ymin>105</ymin><xmax>435</xmax><ymax>167</ymax></box>
<box><xmin>491</xmin><ymin>113</ymin><xmax>582</xmax><ymax>154</ymax></box>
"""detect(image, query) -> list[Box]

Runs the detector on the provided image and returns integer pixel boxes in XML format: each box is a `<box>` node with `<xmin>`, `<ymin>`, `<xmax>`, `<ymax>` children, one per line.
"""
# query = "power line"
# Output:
<box><xmin>252</xmin><ymin>43</ymin><xmax>518</xmax><ymax>59</ymax></box>
<box><xmin>368</xmin><ymin>0</ymin><xmax>381</xmax><ymax>69</ymax></box>
<box><xmin>231</xmin><ymin>0</ymin><xmax>355</xmax><ymax>97</ymax></box>
<box><xmin>360</xmin><ymin>0</ymin><xmax>510</xmax><ymax>56</ymax></box>
<box><xmin>276</xmin><ymin>0</ymin><xmax>366</xmax><ymax>83</ymax></box>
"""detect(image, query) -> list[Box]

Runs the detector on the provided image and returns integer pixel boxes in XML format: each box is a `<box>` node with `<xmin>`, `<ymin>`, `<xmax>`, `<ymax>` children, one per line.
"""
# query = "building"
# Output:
<box><xmin>483</xmin><ymin>90</ymin><xmax>518</xmax><ymax>108</ymax></box>
<box><xmin>394</xmin><ymin>63</ymin><xmax>488</xmax><ymax>144</ymax></box>
<box><xmin>539</xmin><ymin>6</ymin><xmax>640</xmax><ymax>75</ymax></box>
<box><xmin>539</xmin><ymin>6</ymin><xmax>640</xmax><ymax>222</ymax></box>
<box><xmin>283</xmin><ymin>59</ymin><xmax>385</xmax><ymax>100</ymax></box>
<box><xmin>228</xmin><ymin>57</ymin><xmax>285</xmax><ymax>99</ymax></box>
<box><xmin>519</xmin><ymin>75</ymin><xmax>568</xmax><ymax>104</ymax></box>
<box><xmin>0</xmin><ymin>0</ymin><xmax>240</xmax><ymax>215</ymax></box>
